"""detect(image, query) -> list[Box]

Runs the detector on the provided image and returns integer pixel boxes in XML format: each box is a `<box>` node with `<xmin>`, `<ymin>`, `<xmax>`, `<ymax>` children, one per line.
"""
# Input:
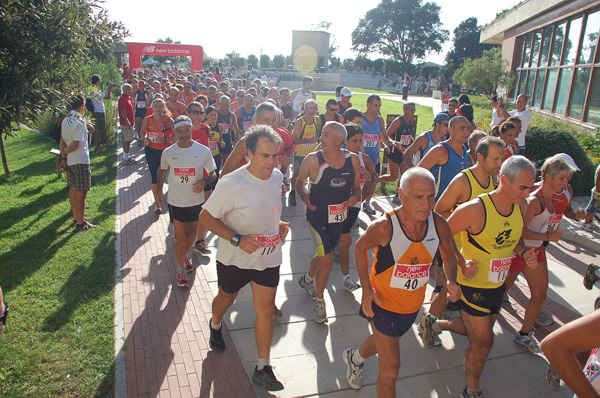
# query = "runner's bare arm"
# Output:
<box><xmin>434</xmin><ymin>173</ymin><xmax>469</xmax><ymax>219</ymax></box>
<box><xmin>434</xmin><ymin>214</ymin><xmax>462</xmax><ymax>302</ymax></box>
<box><xmin>417</xmin><ymin>145</ymin><xmax>447</xmax><ymax>171</ymax></box>
<box><xmin>402</xmin><ymin>135</ymin><xmax>427</xmax><ymax>169</ymax></box>
<box><xmin>199</xmin><ymin>209</ymin><xmax>261</xmax><ymax>254</ymax></box>
<box><xmin>381</xmin><ymin>118</ymin><xmax>400</xmax><ymax>148</ymax></box>
<box><xmin>448</xmin><ymin>199</ymin><xmax>484</xmax><ymax>276</ymax></box>
<box><xmin>563</xmin><ymin>184</ymin><xmax>585</xmax><ymax>220</ymax></box>
<box><xmin>192</xmin><ymin>170</ymin><xmax>217</xmax><ymax>193</ymax></box>
<box><xmin>165</xmin><ymin>119</ymin><xmax>175</xmax><ymax>143</ymax></box>
<box><xmin>363</xmin><ymin>155</ymin><xmax>376</xmax><ymax>181</ymax></box>
<box><xmin>541</xmin><ymin>310</ymin><xmax>600</xmax><ymax>398</ymax></box>
<box><xmin>348</xmin><ymin>153</ymin><xmax>362</xmax><ymax>208</ymax></box>
<box><xmin>295</xmin><ymin>154</ymin><xmax>318</xmax><ymax>211</ymax></box>
<box><xmin>221</xmin><ymin>137</ymin><xmax>247</xmax><ymax>177</ymax></box>
<box><xmin>355</xmin><ymin>215</ymin><xmax>392</xmax><ymax>317</ymax></box>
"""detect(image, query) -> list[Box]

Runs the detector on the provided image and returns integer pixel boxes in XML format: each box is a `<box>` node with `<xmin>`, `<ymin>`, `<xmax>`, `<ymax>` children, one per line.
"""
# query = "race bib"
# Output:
<box><xmin>253</xmin><ymin>233</ymin><xmax>281</xmax><ymax>256</ymax></box>
<box><xmin>364</xmin><ymin>134</ymin><xmax>379</xmax><ymax>148</ymax></box>
<box><xmin>219</xmin><ymin>123</ymin><xmax>230</xmax><ymax>134</ymax></box>
<box><xmin>488</xmin><ymin>257</ymin><xmax>513</xmax><ymax>284</ymax></box>
<box><xmin>243</xmin><ymin>121</ymin><xmax>252</xmax><ymax>131</ymax></box>
<box><xmin>148</xmin><ymin>131</ymin><xmax>162</xmax><ymax>141</ymax></box>
<box><xmin>136</xmin><ymin>101</ymin><xmax>146</xmax><ymax>109</ymax></box>
<box><xmin>208</xmin><ymin>140</ymin><xmax>219</xmax><ymax>153</ymax></box>
<box><xmin>174</xmin><ymin>167</ymin><xmax>195</xmax><ymax>184</ymax></box>
<box><xmin>547</xmin><ymin>213</ymin><xmax>563</xmax><ymax>231</ymax></box>
<box><xmin>399</xmin><ymin>135</ymin><xmax>412</xmax><ymax>146</ymax></box>
<box><xmin>328</xmin><ymin>202</ymin><xmax>348</xmax><ymax>223</ymax></box>
<box><xmin>390</xmin><ymin>263</ymin><xmax>430</xmax><ymax>290</ymax></box>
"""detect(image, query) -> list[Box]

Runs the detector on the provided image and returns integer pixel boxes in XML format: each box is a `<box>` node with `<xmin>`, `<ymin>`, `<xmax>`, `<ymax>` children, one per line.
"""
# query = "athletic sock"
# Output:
<box><xmin>257</xmin><ymin>358</ymin><xmax>270</xmax><ymax>371</ymax></box>
<box><xmin>177</xmin><ymin>265</ymin><xmax>185</xmax><ymax>275</ymax></box>
<box><xmin>211</xmin><ymin>319</ymin><xmax>221</xmax><ymax>330</ymax></box>
<box><xmin>123</xmin><ymin>152</ymin><xmax>129</xmax><ymax>161</ymax></box>
<box><xmin>519</xmin><ymin>330</ymin><xmax>528</xmax><ymax>337</ymax></box>
<box><xmin>343</xmin><ymin>274</ymin><xmax>351</xmax><ymax>282</ymax></box>
<box><xmin>467</xmin><ymin>387</ymin><xmax>480</xmax><ymax>395</ymax></box>
<box><xmin>352</xmin><ymin>349</ymin><xmax>365</xmax><ymax>366</ymax></box>
<box><xmin>305</xmin><ymin>273</ymin><xmax>314</xmax><ymax>283</ymax></box>
<box><xmin>432</xmin><ymin>320</ymin><xmax>442</xmax><ymax>333</ymax></box>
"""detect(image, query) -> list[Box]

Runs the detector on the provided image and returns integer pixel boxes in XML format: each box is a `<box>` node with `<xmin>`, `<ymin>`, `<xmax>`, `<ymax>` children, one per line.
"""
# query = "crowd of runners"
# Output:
<box><xmin>83</xmin><ymin>65</ymin><xmax>600</xmax><ymax>397</ymax></box>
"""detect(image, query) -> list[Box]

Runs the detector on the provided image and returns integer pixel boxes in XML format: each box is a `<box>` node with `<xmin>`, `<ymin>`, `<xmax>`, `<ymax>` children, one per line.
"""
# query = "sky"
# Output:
<box><xmin>101</xmin><ymin>0</ymin><xmax>522</xmax><ymax>65</ymax></box>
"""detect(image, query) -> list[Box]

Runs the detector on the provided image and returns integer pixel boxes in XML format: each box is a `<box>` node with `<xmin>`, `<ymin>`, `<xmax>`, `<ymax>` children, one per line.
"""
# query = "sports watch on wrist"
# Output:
<box><xmin>230</xmin><ymin>234</ymin><xmax>241</xmax><ymax>247</ymax></box>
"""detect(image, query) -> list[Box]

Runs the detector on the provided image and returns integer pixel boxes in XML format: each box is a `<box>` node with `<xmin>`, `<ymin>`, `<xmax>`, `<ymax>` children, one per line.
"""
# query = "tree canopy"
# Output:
<box><xmin>453</xmin><ymin>48</ymin><xmax>515</xmax><ymax>95</ymax></box>
<box><xmin>0</xmin><ymin>0</ymin><xmax>128</xmax><ymax>177</ymax></box>
<box><xmin>351</xmin><ymin>0</ymin><xmax>448</xmax><ymax>67</ymax></box>
<box><xmin>444</xmin><ymin>17</ymin><xmax>496</xmax><ymax>77</ymax></box>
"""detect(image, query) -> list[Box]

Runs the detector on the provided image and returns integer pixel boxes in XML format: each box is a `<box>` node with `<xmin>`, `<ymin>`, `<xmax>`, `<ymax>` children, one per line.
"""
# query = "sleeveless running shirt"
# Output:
<box><xmin>371</xmin><ymin>211</ymin><xmax>439</xmax><ymax>314</ymax></box>
<box><xmin>292</xmin><ymin>90</ymin><xmax>313</xmax><ymax>114</ymax></box>
<box><xmin>391</xmin><ymin>116</ymin><xmax>414</xmax><ymax>147</ymax></box>
<box><xmin>412</xmin><ymin>130</ymin><xmax>436</xmax><ymax>165</ymax></box>
<box><xmin>207</xmin><ymin>124</ymin><xmax>221</xmax><ymax>157</ymax></box>
<box><xmin>134</xmin><ymin>90</ymin><xmax>148</xmax><ymax>118</ymax></box>
<box><xmin>238</xmin><ymin>106</ymin><xmax>256</xmax><ymax>132</ymax></box>
<box><xmin>306</xmin><ymin>151</ymin><xmax>355</xmax><ymax>225</ymax></box>
<box><xmin>459</xmin><ymin>193</ymin><xmax>523</xmax><ymax>289</ymax></box>
<box><xmin>524</xmin><ymin>185</ymin><xmax>571</xmax><ymax>247</ymax></box>
<box><xmin>430</xmin><ymin>142</ymin><xmax>469</xmax><ymax>200</ymax></box>
<box><xmin>295</xmin><ymin>116</ymin><xmax>319</xmax><ymax>158</ymax></box>
<box><xmin>361</xmin><ymin>115</ymin><xmax>382</xmax><ymax>164</ymax></box>
<box><xmin>144</xmin><ymin>115</ymin><xmax>173</xmax><ymax>150</ymax></box>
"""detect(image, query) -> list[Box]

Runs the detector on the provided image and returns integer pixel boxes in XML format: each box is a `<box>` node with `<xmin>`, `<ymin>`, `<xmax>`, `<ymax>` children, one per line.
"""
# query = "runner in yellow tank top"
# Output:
<box><xmin>421</xmin><ymin>155</ymin><xmax>538</xmax><ymax>398</ymax></box>
<box><xmin>341</xmin><ymin>168</ymin><xmax>461</xmax><ymax>395</ymax></box>
<box><xmin>419</xmin><ymin>137</ymin><xmax>504</xmax><ymax>329</ymax></box>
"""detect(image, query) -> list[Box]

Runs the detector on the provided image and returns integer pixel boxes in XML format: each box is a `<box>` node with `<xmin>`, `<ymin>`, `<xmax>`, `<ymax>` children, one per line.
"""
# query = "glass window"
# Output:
<box><xmin>540</xmin><ymin>26</ymin><xmax>553</xmax><ymax>66</ymax></box>
<box><xmin>523</xmin><ymin>32</ymin><xmax>532</xmax><ymax>68</ymax></box>
<box><xmin>569</xmin><ymin>67</ymin><xmax>591</xmax><ymax>119</ymax></box>
<box><xmin>579</xmin><ymin>10</ymin><xmax>600</xmax><ymax>64</ymax></box>
<box><xmin>531</xmin><ymin>30</ymin><xmax>541</xmax><ymax>66</ymax></box>
<box><xmin>514</xmin><ymin>36</ymin><xmax>524</xmax><ymax>69</ymax></box>
<box><xmin>525</xmin><ymin>70</ymin><xmax>535</xmax><ymax>102</ymax></box>
<box><xmin>543</xmin><ymin>69</ymin><xmax>559</xmax><ymax>111</ymax></box>
<box><xmin>552</xmin><ymin>22</ymin><xmax>567</xmax><ymax>66</ymax></box>
<box><xmin>587</xmin><ymin>68</ymin><xmax>600</xmax><ymax>124</ymax></box>
<box><xmin>563</xmin><ymin>17</ymin><xmax>583</xmax><ymax>65</ymax></box>
<box><xmin>517</xmin><ymin>70</ymin><xmax>526</xmax><ymax>95</ymax></box>
<box><xmin>534</xmin><ymin>69</ymin><xmax>546</xmax><ymax>108</ymax></box>
<box><xmin>555</xmin><ymin>68</ymin><xmax>574</xmax><ymax>115</ymax></box>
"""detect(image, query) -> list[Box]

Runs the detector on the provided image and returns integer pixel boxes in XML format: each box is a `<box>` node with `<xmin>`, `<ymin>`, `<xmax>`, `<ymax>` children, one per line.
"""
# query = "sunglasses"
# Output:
<box><xmin>0</xmin><ymin>305</ymin><xmax>8</xmax><ymax>326</ymax></box>
<box><xmin>191</xmin><ymin>110</ymin><xmax>204</xmax><ymax>115</ymax></box>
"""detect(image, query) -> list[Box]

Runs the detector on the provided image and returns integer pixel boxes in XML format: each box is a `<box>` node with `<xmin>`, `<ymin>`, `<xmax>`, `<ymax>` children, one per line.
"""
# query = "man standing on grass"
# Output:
<box><xmin>60</xmin><ymin>95</ymin><xmax>96</xmax><ymax>231</ymax></box>
<box><xmin>118</xmin><ymin>84</ymin><xmax>136</xmax><ymax>165</ymax></box>
<box><xmin>200</xmin><ymin>126</ymin><xmax>288</xmax><ymax>391</ymax></box>
<box><xmin>90</xmin><ymin>74</ymin><xmax>113</xmax><ymax>151</ymax></box>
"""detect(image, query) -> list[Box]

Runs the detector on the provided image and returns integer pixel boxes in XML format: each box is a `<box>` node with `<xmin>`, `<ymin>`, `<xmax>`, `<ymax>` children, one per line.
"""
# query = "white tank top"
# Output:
<box><xmin>292</xmin><ymin>89</ymin><xmax>313</xmax><ymax>114</ymax></box>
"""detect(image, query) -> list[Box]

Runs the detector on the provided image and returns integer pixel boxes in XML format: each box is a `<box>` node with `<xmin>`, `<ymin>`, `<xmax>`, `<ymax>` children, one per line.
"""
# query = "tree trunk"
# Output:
<box><xmin>0</xmin><ymin>129</ymin><xmax>11</xmax><ymax>179</ymax></box>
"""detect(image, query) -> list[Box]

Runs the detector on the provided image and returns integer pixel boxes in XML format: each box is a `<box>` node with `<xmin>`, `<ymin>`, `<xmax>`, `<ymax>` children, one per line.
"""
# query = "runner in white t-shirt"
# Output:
<box><xmin>199</xmin><ymin>126</ymin><xmax>289</xmax><ymax>392</ymax></box>
<box><xmin>157</xmin><ymin>116</ymin><xmax>216</xmax><ymax>288</ymax></box>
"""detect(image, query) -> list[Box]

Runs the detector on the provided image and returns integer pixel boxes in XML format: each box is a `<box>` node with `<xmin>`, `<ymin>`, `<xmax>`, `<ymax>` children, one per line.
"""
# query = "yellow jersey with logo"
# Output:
<box><xmin>458</xmin><ymin>193</ymin><xmax>523</xmax><ymax>289</ymax></box>
<box><xmin>453</xmin><ymin>169</ymin><xmax>495</xmax><ymax>249</ymax></box>
<box><xmin>370</xmin><ymin>211</ymin><xmax>439</xmax><ymax>314</ymax></box>
<box><xmin>295</xmin><ymin>116</ymin><xmax>318</xmax><ymax>158</ymax></box>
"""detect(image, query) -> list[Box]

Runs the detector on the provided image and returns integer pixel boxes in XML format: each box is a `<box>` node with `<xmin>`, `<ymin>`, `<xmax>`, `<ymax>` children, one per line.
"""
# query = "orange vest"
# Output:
<box><xmin>144</xmin><ymin>115</ymin><xmax>173</xmax><ymax>150</ymax></box>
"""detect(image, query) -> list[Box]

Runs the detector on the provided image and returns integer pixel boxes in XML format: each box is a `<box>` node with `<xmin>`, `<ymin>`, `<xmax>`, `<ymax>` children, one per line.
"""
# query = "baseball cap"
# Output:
<box><xmin>553</xmin><ymin>153</ymin><xmax>580</xmax><ymax>171</ymax></box>
<box><xmin>434</xmin><ymin>112</ymin><xmax>451</xmax><ymax>124</ymax></box>
<box><xmin>340</xmin><ymin>87</ymin><xmax>352</xmax><ymax>97</ymax></box>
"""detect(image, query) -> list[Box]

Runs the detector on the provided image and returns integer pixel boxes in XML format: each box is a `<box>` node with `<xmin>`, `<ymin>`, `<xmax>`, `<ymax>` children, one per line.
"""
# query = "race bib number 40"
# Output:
<box><xmin>328</xmin><ymin>202</ymin><xmax>348</xmax><ymax>223</ymax></box>
<box><xmin>390</xmin><ymin>263</ymin><xmax>430</xmax><ymax>290</ymax></box>
<box><xmin>364</xmin><ymin>134</ymin><xmax>379</xmax><ymax>148</ymax></box>
<box><xmin>174</xmin><ymin>167</ymin><xmax>195</xmax><ymax>184</ymax></box>
<box><xmin>253</xmin><ymin>233</ymin><xmax>281</xmax><ymax>256</ymax></box>
<box><xmin>488</xmin><ymin>257</ymin><xmax>513</xmax><ymax>284</ymax></box>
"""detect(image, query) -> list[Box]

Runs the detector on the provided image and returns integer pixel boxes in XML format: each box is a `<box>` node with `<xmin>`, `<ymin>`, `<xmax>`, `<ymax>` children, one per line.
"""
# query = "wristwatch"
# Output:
<box><xmin>230</xmin><ymin>234</ymin><xmax>241</xmax><ymax>247</ymax></box>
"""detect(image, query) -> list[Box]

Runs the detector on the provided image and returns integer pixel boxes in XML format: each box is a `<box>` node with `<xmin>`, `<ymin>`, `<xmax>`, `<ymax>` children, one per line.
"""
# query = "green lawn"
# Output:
<box><xmin>0</xmin><ymin>128</ymin><xmax>117</xmax><ymax>397</ymax></box>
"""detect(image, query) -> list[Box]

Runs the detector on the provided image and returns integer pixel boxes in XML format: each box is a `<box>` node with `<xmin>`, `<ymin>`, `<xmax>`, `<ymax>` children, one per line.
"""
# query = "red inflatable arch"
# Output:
<box><xmin>127</xmin><ymin>42</ymin><xmax>204</xmax><ymax>72</ymax></box>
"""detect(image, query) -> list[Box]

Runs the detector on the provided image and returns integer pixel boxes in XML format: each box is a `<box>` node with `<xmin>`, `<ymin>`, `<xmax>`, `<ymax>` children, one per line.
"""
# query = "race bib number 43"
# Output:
<box><xmin>174</xmin><ymin>167</ymin><xmax>195</xmax><ymax>184</ymax></box>
<box><xmin>390</xmin><ymin>263</ymin><xmax>430</xmax><ymax>290</ymax></box>
<box><xmin>488</xmin><ymin>257</ymin><xmax>513</xmax><ymax>284</ymax></box>
<box><xmin>253</xmin><ymin>233</ymin><xmax>281</xmax><ymax>256</ymax></box>
<box><xmin>328</xmin><ymin>202</ymin><xmax>348</xmax><ymax>223</ymax></box>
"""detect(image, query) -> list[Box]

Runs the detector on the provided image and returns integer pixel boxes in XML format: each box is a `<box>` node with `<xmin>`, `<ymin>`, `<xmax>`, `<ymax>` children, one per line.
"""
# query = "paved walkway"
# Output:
<box><xmin>116</xmin><ymin>118</ymin><xmax>600</xmax><ymax>397</ymax></box>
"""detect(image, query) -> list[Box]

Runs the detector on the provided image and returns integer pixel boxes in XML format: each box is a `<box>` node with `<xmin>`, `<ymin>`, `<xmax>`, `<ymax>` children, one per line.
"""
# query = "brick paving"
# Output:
<box><xmin>117</xmin><ymin>145</ymin><xmax>254</xmax><ymax>398</ymax></box>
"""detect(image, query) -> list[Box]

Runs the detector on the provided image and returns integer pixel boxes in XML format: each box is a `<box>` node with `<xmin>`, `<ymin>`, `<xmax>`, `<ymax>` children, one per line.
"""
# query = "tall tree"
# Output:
<box><xmin>260</xmin><ymin>54</ymin><xmax>271</xmax><ymax>69</ymax></box>
<box><xmin>0</xmin><ymin>0</ymin><xmax>128</xmax><ymax>178</ymax></box>
<box><xmin>444</xmin><ymin>17</ymin><xmax>497</xmax><ymax>77</ymax></box>
<box><xmin>352</xmin><ymin>0</ymin><xmax>448</xmax><ymax>67</ymax></box>
<box><xmin>247</xmin><ymin>54</ymin><xmax>259</xmax><ymax>69</ymax></box>
<box><xmin>273</xmin><ymin>55</ymin><xmax>285</xmax><ymax>69</ymax></box>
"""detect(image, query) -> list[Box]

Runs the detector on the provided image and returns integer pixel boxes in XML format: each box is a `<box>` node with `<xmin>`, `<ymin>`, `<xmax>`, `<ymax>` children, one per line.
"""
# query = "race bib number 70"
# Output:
<box><xmin>390</xmin><ymin>263</ymin><xmax>430</xmax><ymax>290</ymax></box>
<box><xmin>488</xmin><ymin>257</ymin><xmax>513</xmax><ymax>284</ymax></box>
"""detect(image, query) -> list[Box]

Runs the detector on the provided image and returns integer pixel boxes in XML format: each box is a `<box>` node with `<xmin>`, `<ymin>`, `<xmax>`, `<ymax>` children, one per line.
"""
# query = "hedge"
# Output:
<box><xmin>525</xmin><ymin>126</ymin><xmax>595</xmax><ymax>195</ymax></box>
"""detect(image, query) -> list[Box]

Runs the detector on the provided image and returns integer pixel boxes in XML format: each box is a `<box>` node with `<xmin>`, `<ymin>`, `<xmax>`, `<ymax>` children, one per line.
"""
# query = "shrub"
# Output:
<box><xmin>525</xmin><ymin>126</ymin><xmax>595</xmax><ymax>195</ymax></box>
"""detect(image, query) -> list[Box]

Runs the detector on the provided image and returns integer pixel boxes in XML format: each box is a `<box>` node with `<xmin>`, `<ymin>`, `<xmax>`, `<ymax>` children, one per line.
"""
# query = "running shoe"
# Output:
<box><xmin>208</xmin><ymin>319</ymin><xmax>226</xmax><ymax>353</ymax></box>
<box><xmin>391</xmin><ymin>194</ymin><xmax>401</xmax><ymax>204</ymax></box>
<box><xmin>176</xmin><ymin>271</ymin><xmax>189</xmax><ymax>288</ymax></box>
<box><xmin>514</xmin><ymin>332</ymin><xmax>542</xmax><ymax>353</ymax></box>
<box><xmin>535</xmin><ymin>310</ymin><xmax>554</xmax><ymax>326</ymax></box>
<box><xmin>545</xmin><ymin>365</ymin><xmax>561</xmax><ymax>390</ymax></box>
<box><xmin>343</xmin><ymin>347</ymin><xmax>364</xmax><ymax>390</ymax></box>
<box><xmin>251</xmin><ymin>365</ymin><xmax>284</xmax><ymax>391</ymax></box>
<box><xmin>584</xmin><ymin>263</ymin><xmax>600</xmax><ymax>290</ymax></box>
<box><xmin>460</xmin><ymin>386</ymin><xmax>484</xmax><ymax>398</ymax></box>
<box><xmin>194</xmin><ymin>239</ymin><xmax>212</xmax><ymax>255</ymax></box>
<box><xmin>595</xmin><ymin>295</ymin><xmax>600</xmax><ymax>310</ymax></box>
<box><xmin>417</xmin><ymin>323</ymin><xmax>442</xmax><ymax>346</ymax></box>
<box><xmin>362</xmin><ymin>201</ymin><xmax>376</xmax><ymax>215</ymax></box>
<box><xmin>581</xmin><ymin>222</ymin><xmax>594</xmax><ymax>232</ymax></box>
<box><xmin>185</xmin><ymin>257</ymin><xmax>194</xmax><ymax>273</ymax></box>
<box><xmin>332</xmin><ymin>242</ymin><xmax>340</xmax><ymax>262</ymax></box>
<box><xmin>76</xmin><ymin>221</ymin><xmax>98</xmax><ymax>231</ymax></box>
<box><xmin>273</xmin><ymin>306</ymin><xmax>282</xmax><ymax>319</ymax></box>
<box><xmin>343</xmin><ymin>276</ymin><xmax>361</xmax><ymax>292</ymax></box>
<box><xmin>419</xmin><ymin>312</ymin><xmax>438</xmax><ymax>349</ymax></box>
<box><xmin>289</xmin><ymin>193</ymin><xmax>296</xmax><ymax>206</ymax></box>
<box><xmin>314</xmin><ymin>299</ymin><xmax>328</xmax><ymax>323</ymax></box>
<box><xmin>122</xmin><ymin>158</ymin><xmax>137</xmax><ymax>165</ymax></box>
<box><xmin>154</xmin><ymin>203</ymin><xmax>162</xmax><ymax>215</ymax></box>
<box><xmin>298</xmin><ymin>275</ymin><xmax>316</xmax><ymax>300</ymax></box>
<box><xmin>137</xmin><ymin>138</ymin><xmax>144</xmax><ymax>147</ymax></box>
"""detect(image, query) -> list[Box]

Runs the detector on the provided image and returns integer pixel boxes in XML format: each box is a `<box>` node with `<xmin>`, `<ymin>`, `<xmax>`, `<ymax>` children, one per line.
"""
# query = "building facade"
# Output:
<box><xmin>481</xmin><ymin>0</ymin><xmax>600</xmax><ymax>126</ymax></box>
